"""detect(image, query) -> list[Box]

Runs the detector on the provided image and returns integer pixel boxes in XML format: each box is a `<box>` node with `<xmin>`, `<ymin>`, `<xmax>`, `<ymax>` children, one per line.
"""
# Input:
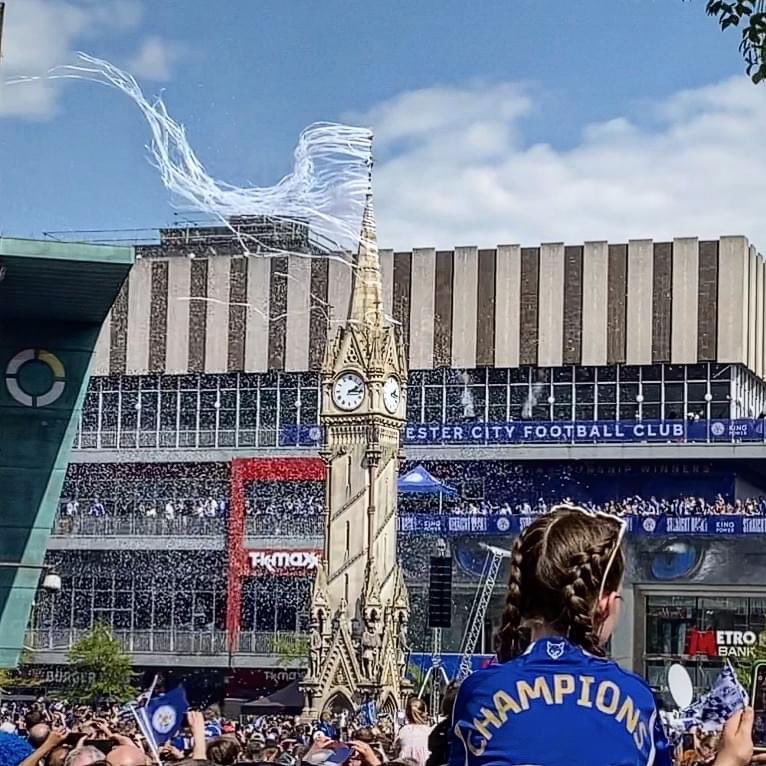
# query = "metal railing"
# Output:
<box><xmin>75</xmin><ymin>427</ymin><xmax>296</xmax><ymax>451</ymax></box>
<box><xmin>53</xmin><ymin>516</ymin><xmax>226</xmax><ymax>537</ymax></box>
<box><xmin>26</xmin><ymin>629</ymin><xmax>308</xmax><ymax>656</ymax></box>
<box><xmin>246</xmin><ymin>516</ymin><xmax>323</xmax><ymax>538</ymax></box>
<box><xmin>52</xmin><ymin>515</ymin><xmax>323</xmax><ymax>538</ymax></box>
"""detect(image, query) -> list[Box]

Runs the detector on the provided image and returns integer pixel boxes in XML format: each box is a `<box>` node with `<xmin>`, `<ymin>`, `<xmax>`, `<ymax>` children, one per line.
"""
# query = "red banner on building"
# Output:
<box><xmin>226</xmin><ymin>458</ymin><xmax>325</xmax><ymax>651</ymax></box>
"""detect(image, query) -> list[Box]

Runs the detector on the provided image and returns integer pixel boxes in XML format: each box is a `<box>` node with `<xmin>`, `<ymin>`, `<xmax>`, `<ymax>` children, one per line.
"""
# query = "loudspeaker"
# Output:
<box><xmin>428</xmin><ymin>556</ymin><xmax>453</xmax><ymax>629</ymax></box>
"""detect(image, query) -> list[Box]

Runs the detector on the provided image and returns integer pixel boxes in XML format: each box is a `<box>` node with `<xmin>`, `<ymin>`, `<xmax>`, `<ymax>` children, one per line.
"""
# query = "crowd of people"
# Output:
<box><xmin>451</xmin><ymin>494</ymin><xmax>766</xmax><ymax>517</ymax></box>
<box><xmin>6</xmin><ymin>505</ymin><xmax>766</xmax><ymax>766</ymax></box>
<box><xmin>0</xmin><ymin>697</ymin><xmax>440</xmax><ymax>766</ymax></box>
<box><xmin>57</xmin><ymin>476</ymin><xmax>766</xmax><ymax>528</ymax></box>
<box><xmin>58</xmin><ymin>498</ymin><xmax>229</xmax><ymax>521</ymax></box>
<box><xmin>0</xmin><ymin>672</ymin><xmax>758</xmax><ymax>766</ymax></box>
<box><xmin>55</xmin><ymin>494</ymin><xmax>323</xmax><ymax>536</ymax></box>
<box><xmin>246</xmin><ymin>494</ymin><xmax>323</xmax><ymax>535</ymax></box>
<box><xmin>57</xmin><ymin>492</ymin><xmax>766</xmax><ymax>531</ymax></box>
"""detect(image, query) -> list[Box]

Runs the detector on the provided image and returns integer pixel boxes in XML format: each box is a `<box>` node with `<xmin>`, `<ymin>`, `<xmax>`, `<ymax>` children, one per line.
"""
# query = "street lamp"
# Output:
<box><xmin>0</xmin><ymin>563</ymin><xmax>61</xmax><ymax>593</ymax></box>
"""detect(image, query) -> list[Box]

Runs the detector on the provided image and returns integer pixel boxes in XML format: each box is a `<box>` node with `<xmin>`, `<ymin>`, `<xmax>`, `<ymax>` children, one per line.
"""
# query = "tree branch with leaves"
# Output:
<box><xmin>267</xmin><ymin>634</ymin><xmax>309</xmax><ymax>665</ymax></box>
<box><xmin>705</xmin><ymin>0</ymin><xmax>766</xmax><ymax>83</ymax></box>
<box><xmin>66</xmin><ymin>623</ymin><xmax>136</xmax><ymax>706</ymax></box>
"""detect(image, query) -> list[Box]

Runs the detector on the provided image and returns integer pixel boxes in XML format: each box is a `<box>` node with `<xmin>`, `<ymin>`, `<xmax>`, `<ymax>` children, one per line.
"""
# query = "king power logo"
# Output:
<box><xmin>248</xmin><ymin>550</ymin><xmax>321</xmax><ymax>575</ymax></box>
<box><xmin>687</xmin><ymin>628</ymin><xmax>758</xmax><ymax>658</ymax></box>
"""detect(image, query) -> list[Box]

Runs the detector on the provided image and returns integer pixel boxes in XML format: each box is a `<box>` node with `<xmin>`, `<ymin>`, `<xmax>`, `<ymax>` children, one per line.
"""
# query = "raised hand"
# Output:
<box><xmin>713</xmin><ymin>707</ymin><xmax>766</xmax><ymax>766</ymax></box>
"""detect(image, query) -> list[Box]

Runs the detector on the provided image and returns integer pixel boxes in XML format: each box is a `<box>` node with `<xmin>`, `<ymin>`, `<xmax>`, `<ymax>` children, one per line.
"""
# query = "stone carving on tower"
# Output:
<box><xmin>301</xmin><ymin>182</ymin><xmax>411</xmax><ymax>719</ymax></box>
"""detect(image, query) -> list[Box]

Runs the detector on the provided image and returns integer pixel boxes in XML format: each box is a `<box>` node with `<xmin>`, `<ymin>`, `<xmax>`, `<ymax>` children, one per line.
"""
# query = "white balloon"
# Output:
<box><xmin>14</xmin><ymin>54</ymin><xmax>374</xmax><ymax>259</ymax></box>
<box><xmin>667</xmin><ymin>663</ymin><xmax>694</xmax><ymax>709</ymax></box>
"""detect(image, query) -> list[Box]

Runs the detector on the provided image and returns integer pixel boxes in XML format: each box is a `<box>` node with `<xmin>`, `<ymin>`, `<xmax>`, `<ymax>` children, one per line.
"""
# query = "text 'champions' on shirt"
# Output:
<box><xmin>448</xmin><ymin>638</ymin><xmax>669</xmax><ymax>766</ymax></box>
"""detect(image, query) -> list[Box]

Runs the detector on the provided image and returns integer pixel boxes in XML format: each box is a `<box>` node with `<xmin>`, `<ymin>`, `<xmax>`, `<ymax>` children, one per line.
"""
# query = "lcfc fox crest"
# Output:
<box><xmin>546</xmin><ymin>641</ymin><xmax>566</xmax><ymax>660</ymax></box>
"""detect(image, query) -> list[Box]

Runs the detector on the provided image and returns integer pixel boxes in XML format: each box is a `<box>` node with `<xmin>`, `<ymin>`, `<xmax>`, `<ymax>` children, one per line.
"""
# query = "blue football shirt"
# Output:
<box><xmin>449</xmin><ymin>638</ymin><xmax>669</xmax><ymax>766</ymax></box>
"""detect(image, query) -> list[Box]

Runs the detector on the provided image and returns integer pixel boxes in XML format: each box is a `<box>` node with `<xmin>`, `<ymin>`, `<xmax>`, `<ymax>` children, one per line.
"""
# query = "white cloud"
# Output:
<box><xmin>358</xmin><ymin>79</ymin><xmax>766</xmax><ymax>251</ymax></box>
<box><xmin>0</xmin><ymin>0</ymin><xmax>143</xmax><ymax>119</ymax></box>
<box><xmin>128</xmin><ymin>35</ymin><xmax>184</xmax><ymax>82</ymax></box>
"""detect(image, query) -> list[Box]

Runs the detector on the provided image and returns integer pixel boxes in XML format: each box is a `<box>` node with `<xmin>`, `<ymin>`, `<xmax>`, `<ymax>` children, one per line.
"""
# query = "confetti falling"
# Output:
<box><xmin>10</xmin><ymin>53</ymin><xmax>374</xmax><ymax>260</ymax></box>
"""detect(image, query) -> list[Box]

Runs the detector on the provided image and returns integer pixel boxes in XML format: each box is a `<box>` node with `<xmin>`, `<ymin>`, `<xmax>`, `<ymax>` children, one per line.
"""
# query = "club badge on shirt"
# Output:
<box><xmin>546</xmin><ymin>641</ymin><xmax>566</xmax><ymax>660</ymax></box>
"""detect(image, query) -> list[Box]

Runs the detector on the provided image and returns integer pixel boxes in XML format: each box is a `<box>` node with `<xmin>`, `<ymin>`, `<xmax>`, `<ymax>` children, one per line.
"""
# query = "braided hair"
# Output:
<box><xmin>495</xmin><ymin>506</ymin><xmax>624</xmax><ymax>663</ymax></box>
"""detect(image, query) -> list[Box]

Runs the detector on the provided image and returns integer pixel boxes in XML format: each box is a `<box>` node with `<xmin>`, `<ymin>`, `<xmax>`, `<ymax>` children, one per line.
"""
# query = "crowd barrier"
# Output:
<box><xmin>398</xmin><ymin>513</ymin><xmax>766</xmax><ymax>536</ymax></box>
<box><xmin>52</xmin><ymin>515</ymin><xmax>322</xmax><ymax>538</ymax></box>
<box><xmin>53</xmin><ymin>513</ymin><xmax>766</xmax><ymax>538</ymax></box>
<box><xmin>25</xmin><ymin>628</ymin><xmax>305</xmax><ymax>655</ymax></box>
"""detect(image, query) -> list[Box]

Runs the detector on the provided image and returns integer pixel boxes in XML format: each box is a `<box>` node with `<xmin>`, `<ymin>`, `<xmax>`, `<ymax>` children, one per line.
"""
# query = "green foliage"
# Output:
<box><xmin>0</xmin><ymin>651</ymin><xmax>45</xmax><ymax>693</ymax></box>
<box><xmin>66</xmin><ymin>624</ymin><xmax>136</xmax><ymax>705</ymax></box>
<box><xmin>0</xmin><ymin>668</ymin><xmax>13</xmax><ymax>693</ymax></box>
<box><xmin>406</xmin><ymin>661</ymin><xmax>426</xmax><ymax>692</ymax></box>
<box><xmin>267</xmin><ymin>634</ymin><xmax>309</xmax><ymax>665</ymax></box>
<box><xmin>705</xmin><ymin>0</ymin><xmax>766</xmax><ymax>83</ymax></box>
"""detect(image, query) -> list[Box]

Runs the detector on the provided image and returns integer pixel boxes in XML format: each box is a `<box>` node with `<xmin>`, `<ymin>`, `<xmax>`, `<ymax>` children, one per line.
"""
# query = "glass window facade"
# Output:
<box><xmin>407</xmin><ymin>365</ymin><xmax>737</xmax><ymax>423</ymax></box>
<box><xmin>643</xmin><ymin>593</ymin><xmax>766</xmax><ymax>694</ymax></box>
<box><xmin>32</xmin><ymin>566</ymin><xmax>227</xmax><ymax>636</ymax></box>
<box><xmin>71</xmin><ymin>364</ymin><xmax>766</xmax><ymax>451</ymax></box>
<box><xmin>29</xmin><ymin>553</ymin><xmax>311</xmax><ymax>651</ymax></box>
<box><xmin>76</xmin><ymin>372</ymin><xmax>320</xmax><ymax>450</ymax></box>
<box><xmin>240</xmin><ymin>577</ymin><xmax>312</xmax><ymax>633</ymax></box>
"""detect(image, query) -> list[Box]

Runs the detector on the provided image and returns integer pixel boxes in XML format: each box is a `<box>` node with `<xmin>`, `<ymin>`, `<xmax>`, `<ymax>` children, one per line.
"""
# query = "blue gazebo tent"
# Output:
<box><xmin>397</xmin><ymin>465</ymin><xmax>458</xmax><ymax>496</ymax></box>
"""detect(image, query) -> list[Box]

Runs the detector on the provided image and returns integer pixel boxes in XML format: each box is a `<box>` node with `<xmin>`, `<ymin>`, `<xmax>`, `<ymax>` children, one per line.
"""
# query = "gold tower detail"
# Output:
<box><xmin>302</xmin><ymin>193</ymin><xmax>411</xmax><ymax>719</ymax></box>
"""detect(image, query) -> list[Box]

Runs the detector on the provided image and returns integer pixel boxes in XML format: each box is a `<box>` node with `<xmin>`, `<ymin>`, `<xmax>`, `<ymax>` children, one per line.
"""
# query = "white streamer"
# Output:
<box><xmin>11</xmin><ymin>54</ymin><xmax>373</xmax><ymax>259</ymax></box>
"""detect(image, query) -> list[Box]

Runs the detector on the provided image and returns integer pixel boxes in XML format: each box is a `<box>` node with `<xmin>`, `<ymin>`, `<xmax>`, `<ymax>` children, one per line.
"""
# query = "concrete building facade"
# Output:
<box><xmin>19</xmin><ymin>222</ymin><xmax>766</xmax><ymax>704</ymax></box>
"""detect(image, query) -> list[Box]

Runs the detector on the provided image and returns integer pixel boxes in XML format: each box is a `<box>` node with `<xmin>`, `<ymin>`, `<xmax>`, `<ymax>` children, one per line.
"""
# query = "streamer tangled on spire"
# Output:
<box><xmin>15</xmin><ymin>54</ymin><xmax>373</xmax><ymax>258</ymax></box>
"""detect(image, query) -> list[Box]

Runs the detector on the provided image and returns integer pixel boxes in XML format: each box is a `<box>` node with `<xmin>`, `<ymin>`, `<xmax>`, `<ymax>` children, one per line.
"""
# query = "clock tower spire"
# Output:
<box><xmin>302</xmin><ymin>178</ymin><xmax>410</xmax><ymax>720</ymax></box>
<box><xmin>348</xmin><ymin>194</ymin><xmax>385</xmax><ymax>329</ymax></box>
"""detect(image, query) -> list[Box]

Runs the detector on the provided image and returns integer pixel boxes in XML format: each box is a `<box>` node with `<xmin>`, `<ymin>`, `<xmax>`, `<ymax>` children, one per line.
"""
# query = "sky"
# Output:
<box><xmin>0</xmin><ymin>0</ymin><xmax>765</xmax><ymax>250</ymax></box>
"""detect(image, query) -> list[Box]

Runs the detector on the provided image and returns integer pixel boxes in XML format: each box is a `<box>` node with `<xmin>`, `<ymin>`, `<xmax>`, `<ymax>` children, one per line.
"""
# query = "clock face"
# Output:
<box><xmin>333</xmin><ymin>372</ymin><xmax>365</xmax><ymax>411</ymax></box>
<box><xmin>383</xmin><ymin>376</ymin><xmax>401</xmax><ymax>414</ymax></box>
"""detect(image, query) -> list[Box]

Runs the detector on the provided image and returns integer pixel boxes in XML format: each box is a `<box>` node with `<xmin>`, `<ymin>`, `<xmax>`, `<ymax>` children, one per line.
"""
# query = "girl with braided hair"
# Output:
<box><xmin>448</xmin><ymin>505</ymin><xmax>763</xmax><ymax>766</ymax></box>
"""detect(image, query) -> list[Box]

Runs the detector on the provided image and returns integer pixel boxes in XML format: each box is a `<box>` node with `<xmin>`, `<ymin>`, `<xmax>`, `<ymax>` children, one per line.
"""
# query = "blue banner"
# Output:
<box><xmin>282</xmin><ymin>419</ymin><xmax>766</xmax><ymax>447</ymax></box>
<box><xmin>279</xmin><ymin>424</ymin><xmax>323</xmax><ymax>447</ymax></box>
<box><xmin>398</xmin><ymin>514</ymin><xmax>766</xmax><ymax>536</ymax></box>
<box><xmin>408</xmin><ymin>653</ymin><xmax>495</xmax><ymax>681</ymax></box>
<box><xmin>403</xmin><ymin>419</ymin><xmax>766</xmax><ymax>445</ymax></box>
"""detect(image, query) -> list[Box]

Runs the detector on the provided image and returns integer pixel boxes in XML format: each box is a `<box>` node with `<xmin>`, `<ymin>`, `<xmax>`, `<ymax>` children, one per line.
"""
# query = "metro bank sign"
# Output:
<box><xmin>687</xmin><ymin>628</ymin><xmax>758</xmax><ymax>658</ymax></box>
<box><xmin>247</xmin><ymin>549</ymin><xmax>321</xmax><ymax>576</ymax></box>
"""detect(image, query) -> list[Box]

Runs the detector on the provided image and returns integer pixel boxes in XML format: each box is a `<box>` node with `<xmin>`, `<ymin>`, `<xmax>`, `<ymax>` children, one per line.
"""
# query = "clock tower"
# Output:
<box><xmin>301</xmin><ymin>190</ymin><xmax>411</xmax><ymax>719</ymax></box>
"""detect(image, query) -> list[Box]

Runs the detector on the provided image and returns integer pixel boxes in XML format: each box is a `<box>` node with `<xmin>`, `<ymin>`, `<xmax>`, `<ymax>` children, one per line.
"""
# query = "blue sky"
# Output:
<box><xmin>1</xmin><ymin>0</ymin><xmax>765</xmax><ymax>248</ymax></box>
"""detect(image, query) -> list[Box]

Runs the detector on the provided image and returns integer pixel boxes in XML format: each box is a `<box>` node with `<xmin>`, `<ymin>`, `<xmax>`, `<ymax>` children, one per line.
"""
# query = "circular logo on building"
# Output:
<box><xmin>642</xmin><ymin>517</ymin><xmax>657</xmax><ymax>532</ymax></box>
<box><xmin>496</xmin><ymin>516</ymin><xmax>511</xmax><ymax>532</ymax></box>
<box><xmin>5</xmin><ymin>349</ymin><xmax>66</xmax><ymax>408</ymax></box>
<box><xmin>711</xmin><ymin>421</ymin><xmax>726</xmax><ymax>437</ymax></box>
<box><xmin>151</xmin><ymin>704</ymin><xmax>177</xmax><ymax>734</ymax></box>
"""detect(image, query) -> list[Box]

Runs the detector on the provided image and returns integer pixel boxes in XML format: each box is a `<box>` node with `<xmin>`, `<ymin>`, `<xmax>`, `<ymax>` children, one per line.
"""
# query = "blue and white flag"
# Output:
<box><xmin>359</xmin><ymin>699</ymin><xmax>378</xmax><ymax>727</ymax></box>
<box><xmin>136</xmin><ymin>686</ymin><xmax>189</xmax><ymax>750</ymax></box>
